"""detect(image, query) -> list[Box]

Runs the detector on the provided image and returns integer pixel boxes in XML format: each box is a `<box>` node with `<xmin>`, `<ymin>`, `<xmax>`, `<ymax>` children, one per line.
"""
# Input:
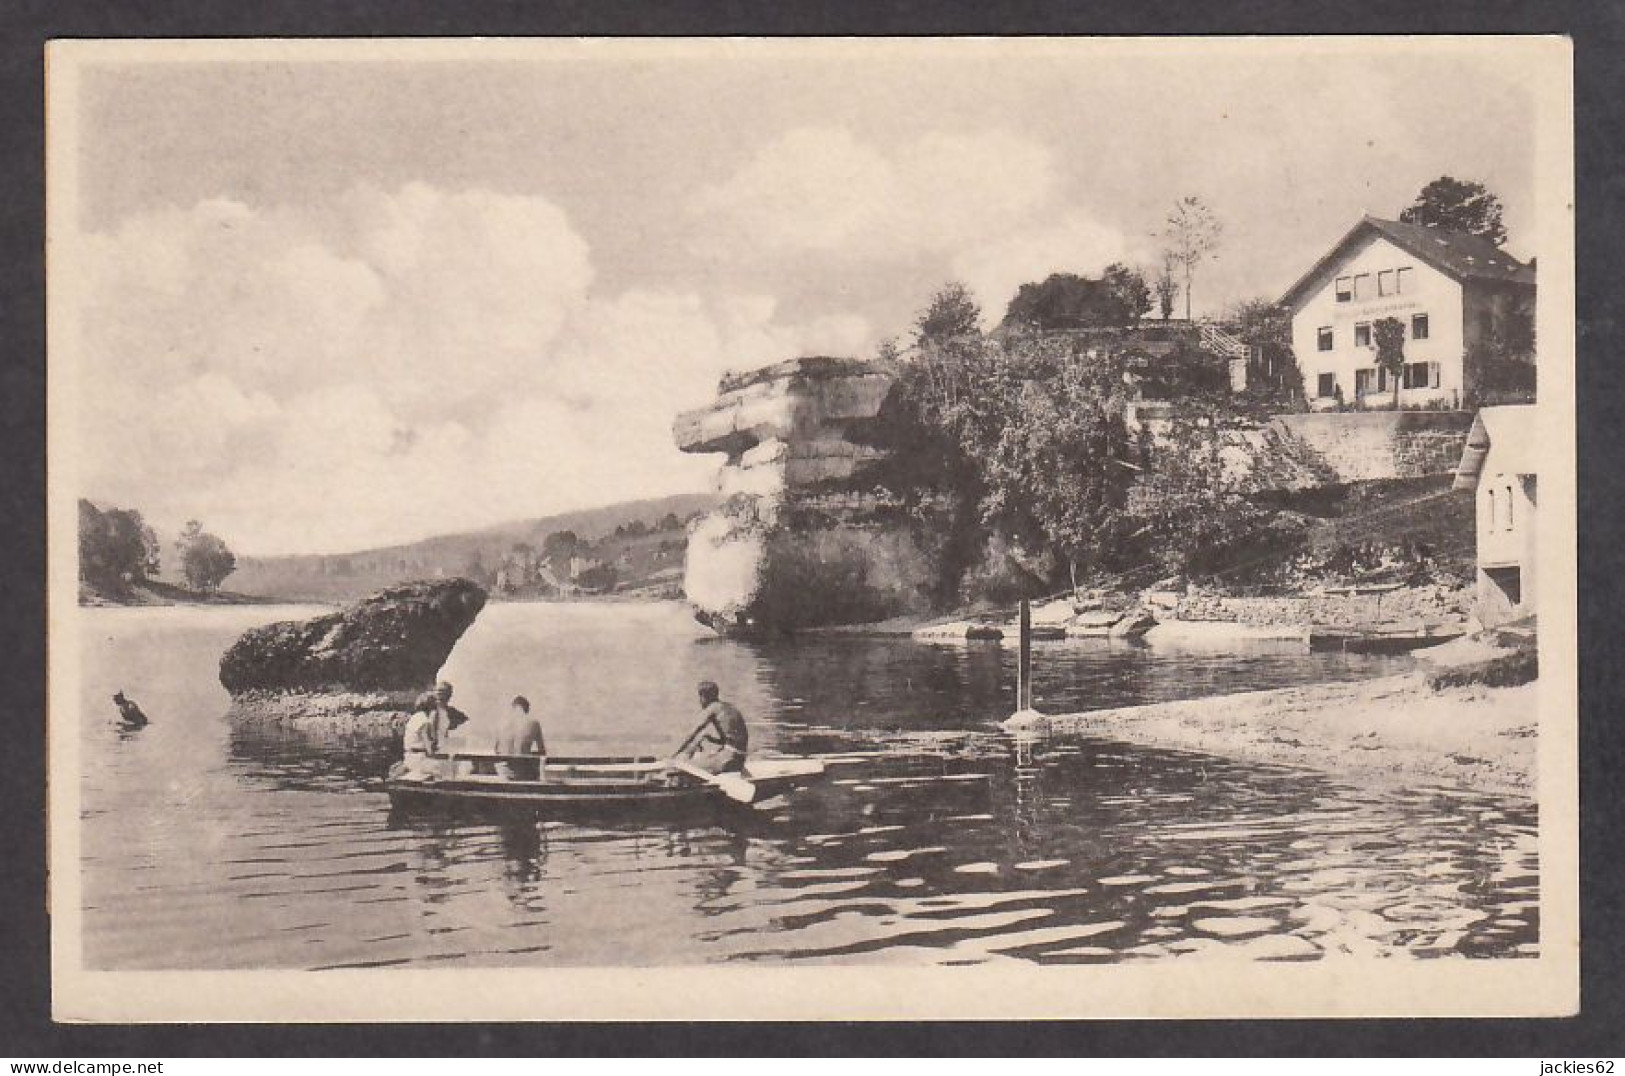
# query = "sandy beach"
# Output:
<box><xmin>1006</xmin><ymin>673</ymin><xmax>1537</xmax><ymax>799</ymax></box>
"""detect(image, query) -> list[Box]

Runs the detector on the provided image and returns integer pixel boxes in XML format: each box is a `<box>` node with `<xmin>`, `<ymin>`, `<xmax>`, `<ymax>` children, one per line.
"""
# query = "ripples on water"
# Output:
<box><xmin>78</xmin><ymin>602</ymin><xmax>1538</xmax><ymax>968</ymax></box>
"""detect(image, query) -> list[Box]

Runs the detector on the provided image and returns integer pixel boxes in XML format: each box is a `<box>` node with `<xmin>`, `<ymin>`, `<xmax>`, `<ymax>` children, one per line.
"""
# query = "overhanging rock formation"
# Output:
<box><xmin>220</xmin><ymin>578</ymin><xmax>487</xmax><ymax>731</ymax></box>
<box><xmin>674</xmin><ymin>357</ymin><xmax>949</xmax><ymax>635</ymax></box>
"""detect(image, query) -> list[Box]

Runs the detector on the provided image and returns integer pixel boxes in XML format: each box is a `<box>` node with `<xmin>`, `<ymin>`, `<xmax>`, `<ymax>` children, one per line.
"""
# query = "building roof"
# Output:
<box><xmin>1453</xmin><ymin>405</ymin><xmax>1540</xmax><ymax>491</ymax></box>
<box><xmin>1279</xmin><ymin>215</ymin><xmax>1535</xmax><ymax>310</ymax></box>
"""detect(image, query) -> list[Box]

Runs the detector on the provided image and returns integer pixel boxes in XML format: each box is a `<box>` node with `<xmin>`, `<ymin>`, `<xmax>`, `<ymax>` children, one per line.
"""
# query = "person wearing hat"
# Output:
<box><xmin>680</xmin><ymin>680</ymin><xmax>749</xmax><ymax>775</ymax></box>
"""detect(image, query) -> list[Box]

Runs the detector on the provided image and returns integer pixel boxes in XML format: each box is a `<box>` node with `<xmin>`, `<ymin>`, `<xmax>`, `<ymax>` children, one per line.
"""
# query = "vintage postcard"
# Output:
<box><xmin>47</xmin><ymin>36</ymin><xmax>1577</xmax><ymax>1021</ymax></box>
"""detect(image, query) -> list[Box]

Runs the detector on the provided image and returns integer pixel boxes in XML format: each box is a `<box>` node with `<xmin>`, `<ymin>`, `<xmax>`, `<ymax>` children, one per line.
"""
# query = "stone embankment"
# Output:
<box><xmin>220</xmin><ymin>578</ymin><xmax>486</xmax><ymax>732</ymax></box>
<box><xmin>910</xmin><ymin>582</ymin><xmax>1471</xmax><ymax>651</ymax></box>
<box><xmin>1169</xmin><ymin>583</ymin><xmax>1470</xmax><ymax>629</ymax></box>
<box><xmin>914</xmin><ymin>596</ymin><xmax>1154</xmax><ymax>642</ymax></box>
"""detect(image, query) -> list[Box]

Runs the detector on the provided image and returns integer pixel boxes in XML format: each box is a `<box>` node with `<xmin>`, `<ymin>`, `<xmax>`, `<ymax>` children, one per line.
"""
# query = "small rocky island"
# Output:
<box><xmin>220</xmin><ymin>578</ymin><xmax>486</xmax><ymax>732</ymax></box>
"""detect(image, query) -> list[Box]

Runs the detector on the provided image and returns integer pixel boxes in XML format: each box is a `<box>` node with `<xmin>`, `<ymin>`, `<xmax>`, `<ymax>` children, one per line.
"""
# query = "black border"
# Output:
<box><xmin>4</xmin><ymin>0</ymin><xmax>1623</xmax><ymax>1057</ymax></box>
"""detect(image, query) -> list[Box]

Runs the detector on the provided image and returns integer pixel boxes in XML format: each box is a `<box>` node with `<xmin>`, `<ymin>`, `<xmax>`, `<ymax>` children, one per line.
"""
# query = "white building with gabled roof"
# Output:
<box><xmin>1279</xmin><ymin>216</ymin><xmax>1535</xmax><ymax>411</ymax></box>
<box><xmin>1453</xmin><ymin>405</ymin><xmax>1538</xmax><ymax>626</ymax></box>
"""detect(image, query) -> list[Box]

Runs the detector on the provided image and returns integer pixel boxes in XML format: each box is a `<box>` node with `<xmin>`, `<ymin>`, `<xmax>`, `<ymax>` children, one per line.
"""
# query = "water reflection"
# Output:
<box><xmin>79</xmin><ymin>602</ymin><xmax>1538</xmax><ymax>968</ymax></box>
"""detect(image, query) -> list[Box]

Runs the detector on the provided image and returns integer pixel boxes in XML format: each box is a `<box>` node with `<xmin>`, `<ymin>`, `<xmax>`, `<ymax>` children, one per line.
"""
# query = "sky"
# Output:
<box><xmin>61</xmin><ymin>39</ymin><xmax>1544</xmax><ymax>556</ymax></box>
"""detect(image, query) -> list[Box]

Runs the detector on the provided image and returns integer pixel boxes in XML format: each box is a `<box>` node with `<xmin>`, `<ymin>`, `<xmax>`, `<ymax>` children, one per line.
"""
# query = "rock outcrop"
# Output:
<box><xmin>220</xmin><ymin>578</ymin><xmax>486</xmax><ymax>729</ymax></box>
<box><xmin>675</xmin><ymin>357</ymin><xmax>951</xmax><ymax>634</ymax></box>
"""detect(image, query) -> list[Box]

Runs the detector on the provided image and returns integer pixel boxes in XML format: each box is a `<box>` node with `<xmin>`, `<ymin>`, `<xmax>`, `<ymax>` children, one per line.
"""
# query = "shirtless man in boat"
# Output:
<box><xmin>684</xmin><ymin>680</ymin><xmax>749</xmax><ymax>775</ymax></box>
<box><xmin>491</xmin><ymin>695</ymin><xmax>546</xmax><ymax>780</ymax></box>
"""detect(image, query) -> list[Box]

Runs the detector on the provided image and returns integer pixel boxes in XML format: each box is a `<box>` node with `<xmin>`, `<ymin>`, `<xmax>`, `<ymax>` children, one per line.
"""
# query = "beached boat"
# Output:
<box><xmin>384</xmin><ymin>753</ymin><xmax>826</xmax><ymax>812</ymax></box>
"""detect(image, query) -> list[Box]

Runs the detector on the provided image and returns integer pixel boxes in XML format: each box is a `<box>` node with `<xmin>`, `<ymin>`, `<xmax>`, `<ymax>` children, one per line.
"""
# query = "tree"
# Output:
<box><xmin>938</xmin><ymin>337</ymin><xmax>1137</xmax><ymax>587</ymax></box>
<box><xmin>79</xmin><ymin>500</ymin><xmax>158</xmax><ymax>590</ymax></box>
<box><xmin>175</xmin><ymin>519</ymin><xmax>237</xmax><ymax>592</ymax></box>
<box><xmin>139</xmin><ymin>523</ymin><xmax>161</xmax><ymax>578</ymax></box>
<box><xmin>1163</xmin><ymin>196</ymin><xmax>1222</xmax><ymax>320</ymax></box>
<box><xmin>1102</xmin><ymin>263</ymin><xmax>1153</xmax><ymax>327</ymax></box>
<box><xmin>1001</xmin><ymin>270</ymin><xmax>1147</xmax><ymax>331</ymax></box>
<box><xmin>906</xmin><ymin>283</ymin><xmax>986</xmax><ymax>420</ymax></box>
<box><xmin>912</xmin><ymin>281</ymin><xmax>982</xmax><ymax>348</ymax></box>
<box><xmin>1372</xmin><ymin>316</ymin><xmax>1408</xmax><ymax>410</ymax></box>
<box><xmin>1221</xmin><ymin>297</ymin><xmax>1303</xmax><ymax>404</ymax></box>
<box><xmin>1122</xmin><ymin>401</ymin><xmax>1277</xmax><ymax>577</ymax></box>
<box><xmin>1399</xmin><ymin>176</ymin><xmax>1507</xmax><ymax>246</ymax></box>
<box><xmin>1154</xmin><ymin>253</ymin><xmax>1179</xmax><ymax>321</ymax></box>
<box><xmin>1466</xmin><ymin>300</ymin><xmax>1538</xmax><ymax>404</ymax></box>
<box><xmin>542</xmin><ymin>529</ymin><xmax>581</xmax><ymax>562</ymax></box>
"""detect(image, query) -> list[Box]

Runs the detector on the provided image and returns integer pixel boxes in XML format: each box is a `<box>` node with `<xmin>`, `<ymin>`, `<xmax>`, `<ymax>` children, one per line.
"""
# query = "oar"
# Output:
<box><xmin>668</xmin><ymin>756</ymin><xmax>758</xmax><ymax>804</ymax></box>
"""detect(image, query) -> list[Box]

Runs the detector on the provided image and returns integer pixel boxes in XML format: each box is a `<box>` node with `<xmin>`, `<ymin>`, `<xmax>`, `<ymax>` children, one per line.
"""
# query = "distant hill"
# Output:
<box><xmin>229</xmin><ymin>492</ymin><xmax>720</xmax><ymax>603</ymax></box>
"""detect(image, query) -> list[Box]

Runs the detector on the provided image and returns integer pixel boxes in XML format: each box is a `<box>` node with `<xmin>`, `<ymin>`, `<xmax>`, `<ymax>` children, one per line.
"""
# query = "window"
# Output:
<box><xmin>1505</xmin><ymin>484</ymin><xmax>1515</xmax><ymax>530</ymax></box>
<box><xmin>1335</xmin><ymin>276</ymin><xmax>1352</xmax><ymax>302</ymax></box>
<box><xmin>1412</xmin><ymin>313</ymin><xmax>1430</xmax><ymax>340</ymax></box>
<box><xmin>1354</xmin><ymin>322</ymin><xmax>1371</xmax><ymax>347</ymax></box>
<box><xmin>1396</xmin><ymin>267</ymin><xmax>1413</xmax><ymax>294</ymax></box>
<box><xmin>1355</xmin><ymin>368</ymin><xmax>1377</xmax><ymax>395</ymax></box>
<box><xmin>1352</xmin><ymin>273</ymin><xmax>1371</xmax><ymax>300</ymax></box>
<box><xmin>1317</xmin><ymin>372</ymin><xmax>1337</xmax><ymax>398</ymax></box>
<box><xmin>1317</xmin><ymin>327</ymin><xmax>1333</xmax><ymax>351</ymax></box>
<box><xmin>1487</xmin><ymin>488</ymin><xmax>1497</xmax><ymax>531</ymax></box>
<box><xmin>1378</xmin><ymin>269</ymin><xmax>1395</xmax><ymax>296</ymax></box>
<box><xmin>1485</xmin><ymin>566</ymin><xmax>1522</xmax><ymax>607</ymax></box>
<box><xmin>1403</xmin><ymin>361</ymin><xmax>1440</xmax><ymax>389</ymax></box>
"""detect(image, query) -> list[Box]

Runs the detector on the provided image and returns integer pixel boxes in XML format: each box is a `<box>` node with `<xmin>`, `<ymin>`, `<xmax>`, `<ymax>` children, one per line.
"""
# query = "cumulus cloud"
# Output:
<box><xmin>951</xmin><ymin>209</ymin><xmax>1151</xmax><ymax>324</ymax></box>
<box><xmin>689</xmin><ymin>124</ymin><xmax>1151</xmax><ymax>324</ymax></box>
<box><xmin>72</xmin><ymin>185</ymin><xmax>870</xmax><ymax>554</ymax></box>
<box><xmin>690</xmin><ymin>126</ymin><xmax>1060</xmax><ymax>264</ymax></box>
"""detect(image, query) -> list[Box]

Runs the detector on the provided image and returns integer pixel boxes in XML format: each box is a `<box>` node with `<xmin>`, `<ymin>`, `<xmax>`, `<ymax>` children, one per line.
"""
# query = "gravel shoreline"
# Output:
<box><xmin>1005</xmin><ymin>673</ymin><xmax>1537</xmax><ymax>799</ymax></box>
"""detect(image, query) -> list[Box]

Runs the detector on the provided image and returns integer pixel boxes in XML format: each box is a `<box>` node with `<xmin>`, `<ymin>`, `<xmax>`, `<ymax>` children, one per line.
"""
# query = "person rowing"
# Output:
<box><xmin>677</xmin><ymin>680</ymin><xmax>749</xmax><ymax>775</ymax></box>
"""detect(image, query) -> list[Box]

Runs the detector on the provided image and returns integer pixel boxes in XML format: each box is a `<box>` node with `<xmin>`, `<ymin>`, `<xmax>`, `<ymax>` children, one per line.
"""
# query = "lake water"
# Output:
<box><xmin>76</xmin><ymin>601</ymin><xmax>1538</xmax><ymax>968</ymax></box>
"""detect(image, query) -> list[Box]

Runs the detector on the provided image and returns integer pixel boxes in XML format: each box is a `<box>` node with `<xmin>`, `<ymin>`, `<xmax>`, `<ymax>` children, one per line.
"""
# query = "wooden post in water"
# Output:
<box><xmin>1017</xmin><ymin>599</ymin><xmax>1033</xmax><ymax>713</ymax></box>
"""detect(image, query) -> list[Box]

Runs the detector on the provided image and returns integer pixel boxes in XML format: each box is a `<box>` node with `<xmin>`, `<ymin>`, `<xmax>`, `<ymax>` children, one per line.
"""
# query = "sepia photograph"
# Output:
<box><xmin>45</xmin><ymin>35</ymin><xmax>1577</xmax><ymax>1022</ymax></box>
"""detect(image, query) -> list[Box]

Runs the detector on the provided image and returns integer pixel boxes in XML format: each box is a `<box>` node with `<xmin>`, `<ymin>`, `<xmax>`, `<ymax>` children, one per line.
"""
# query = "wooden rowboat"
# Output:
<box><xmin>384</xmin><ymin>752</ymin><xmax>827</xmax><ymax>812</ymax></box>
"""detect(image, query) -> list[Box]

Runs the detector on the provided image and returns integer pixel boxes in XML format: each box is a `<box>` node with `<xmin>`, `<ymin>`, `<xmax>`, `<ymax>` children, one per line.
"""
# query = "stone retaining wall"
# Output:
<box><xmin>1270</xmin><ymin>412</ymin><xmax>1474</xmax><ymax>484</ymax></box>
<box><xmin>1174</xmin><ymin>585</ymin><xmax>1470</xmax><ymax>628</ymax></box>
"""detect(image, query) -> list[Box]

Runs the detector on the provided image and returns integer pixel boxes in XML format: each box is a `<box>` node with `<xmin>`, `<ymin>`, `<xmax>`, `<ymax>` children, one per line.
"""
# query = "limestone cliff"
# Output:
<box><xmin>675</xmin><ymin>357</ymin><xmax>949</xmax><ymax>634</ymax></box>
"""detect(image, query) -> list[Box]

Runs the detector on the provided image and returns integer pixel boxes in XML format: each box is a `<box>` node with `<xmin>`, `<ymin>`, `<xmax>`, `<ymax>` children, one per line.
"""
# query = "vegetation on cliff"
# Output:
<box><xmin>876</xmin><ymin>299</ymin><xmax>1301</xmax><ymax>599</ymax></box>
<box><xmin>854</xmin><ymin>275</ymin><xmax>1469</xmax><ymax>606</ymax></box>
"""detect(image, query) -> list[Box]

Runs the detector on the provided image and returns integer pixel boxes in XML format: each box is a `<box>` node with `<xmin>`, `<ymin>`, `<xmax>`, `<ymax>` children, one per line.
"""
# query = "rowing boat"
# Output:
<box><xmin>384</xmin><ymin>752</ymin><xmax>827</xmax><ymax>812</ymax></box>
